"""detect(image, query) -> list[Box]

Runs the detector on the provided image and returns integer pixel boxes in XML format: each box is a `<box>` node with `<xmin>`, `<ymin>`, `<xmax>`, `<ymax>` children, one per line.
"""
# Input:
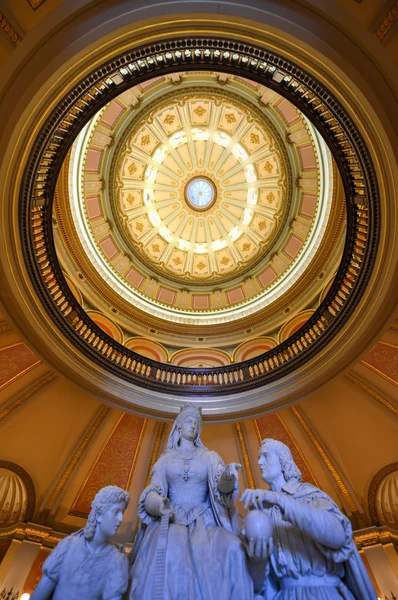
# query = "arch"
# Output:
<box><xmin>0</xmin><ymin>461</ymin><xmax>35</xmax><ymax>523</ymax></box>
<box><xmin>170</xmin><ymin>348</ymin><xmax>231</xmax><ymax>368</ymax></box>
<box><xmin>86</xmin><ymin>311</ymin><xmax>124</xmax><ymax>344</ymax></box>
<box><xmin>233</xmin><ymin>338</ymin><xmax>277</xmax><ymax>363</ymax></box>
<box><xmin>278</xmin><ymin>310</ymin><xmax>315</xmax><ymax>343</ymax></box>
<box><xmin>124</xmin><ymin>338</ymin><xmax>169</xmax><ymax>362</ymax></box>
<box><xmin>368</xmin><ymin>462</ymin><xmax>398</xmax><ymax>527</ymax></box>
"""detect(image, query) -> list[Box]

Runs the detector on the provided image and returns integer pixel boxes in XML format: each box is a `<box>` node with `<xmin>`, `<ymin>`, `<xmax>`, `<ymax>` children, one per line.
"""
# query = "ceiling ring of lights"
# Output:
<box><xmin>21</xmin><ymin>37</ymin><xmax>378</xmax><ymax>397</ymax></box>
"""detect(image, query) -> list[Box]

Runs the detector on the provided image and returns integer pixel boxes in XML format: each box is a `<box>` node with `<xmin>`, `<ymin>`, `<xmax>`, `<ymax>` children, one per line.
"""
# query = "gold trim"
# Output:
<box><xmin>375</xmin><ymin>1</ymin><xmax>398</xmax><ymax>41</ymax></box>
<box><xmin>235</xmin><ymin>422</ymin><xmax>255</xmax><ymax>489</ymax></box>
<box><xmin>69</xmin><ymin>412</ymin><xmax>146</xmax><ymax>517</ymax></box>
<box><xmin>376</xmin><ymin>341</ymin><xmax>398</xmax><ymax>349</ymax></box>
<box><xmin>184</xmin><ymin>175</ymin><xmax>217</xmax><ymax>212</ymax></box>
<box><xmin>0</xmin><ymin>522</ymin><xmax>64</xmax><ymax>547</ymax></box>
<box><xmin>290</xmin><ymin>405</ymin><xmax>359</xmax><ymax>515</ymax></box>
<box><xmin>390</xmin><ymin>322</ymin><xmax>398</xmax><ymax>331</ymax></box>
<box><xmin>38</xmin><ymin>405</ymin><xmax>111</xmax><ymax>524</ymax></box>
<box><xmin>0</xmin><ymin>322</ymin><xmax>11</xmax><ymax>333</ymax></box>
<box><xmin>126</xmin><ymin>418</ymin><xmax>148</xmax><ymax>490</ymax></box>
<box><xmin>345</xmin><ymin>371</ymin><xmax>398</xmax><ymax>417</ymax></box>
<box><xmin>253</xmin><ymin>418</ymin><xmax>262</xmax><ymax>445</ymax></box>
<box><xmin>134</xmin><ymin>421</ymin><xmax>166</xmax><ymax>540</ymax></box>
<box><xmin>0</xmin><ymin>11</ymin><xmax>21</xmax><ymax>47</ymax></box>
<box><xmin>26</xmin><ymin>0</ymin><xmax>46</xmax><ymax>9</ymax></box>
<box><xmin>144</xmin><ymin>421</ymin><xmax>166</xmax><ymax>487</ymax></box>
<box><xmin>360</xmin><ymin>361</ymin><xmax>398</xmax><ymax>387</ymax></box>
<box><xmin>0</xmin><ymin>371</ymin><xmax>57</xmax><ymax>423</ymax></box>
<box><xmin>69</xmin><ymin>412</ymin><xmax>124</xmax><ymax>516</ymax></box>
<box><xmin>276</xmin><ymin>413</ymin><xmax>320</xmax><ymax>487</ymax></box>
<box><xmin>354</xmin><ymin>526</ymin><xmax>398</xmax><ymax>549</ymax></box>
<box><xmin>0</xmin><ymin>342</ymin><xmax>41</xmax><ymax>391</ymax></box>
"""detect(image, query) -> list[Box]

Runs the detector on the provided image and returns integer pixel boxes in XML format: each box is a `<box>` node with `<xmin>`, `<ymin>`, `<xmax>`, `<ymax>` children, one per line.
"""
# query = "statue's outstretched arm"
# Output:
<box><xmin>218</xmin><ymin>462</ymin><xmax>242</xmax><ymax>494</ymax></box>
<box><xmin>30</xmin><ymin>575</ymin><xmax>56</xmax><ymax>600</ymax></box>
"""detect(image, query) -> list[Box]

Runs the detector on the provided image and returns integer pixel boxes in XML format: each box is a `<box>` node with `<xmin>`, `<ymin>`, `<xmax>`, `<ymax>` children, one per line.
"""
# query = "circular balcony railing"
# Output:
<box><xmin>22</xmin><ymin>38</ymin><xmax>378</xmax><ymax>395</ymax></box>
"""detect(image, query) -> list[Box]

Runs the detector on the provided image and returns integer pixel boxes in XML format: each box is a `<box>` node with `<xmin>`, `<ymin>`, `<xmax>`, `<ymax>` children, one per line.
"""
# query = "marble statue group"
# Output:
<box><xmin>31</xmin><ymin>404</ymin><xmax>376</xmax><ymax>600</ymax></box>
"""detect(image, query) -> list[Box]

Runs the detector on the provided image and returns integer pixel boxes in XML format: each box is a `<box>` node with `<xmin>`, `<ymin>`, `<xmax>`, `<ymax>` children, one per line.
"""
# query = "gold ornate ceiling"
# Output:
<box><xmin>54</xmin><ymin>71</ymin><xmax>345</xmax><ymax>357</ymax></box>
<box><xmin>113</xmin><ymin>90</ymin><xmax>288</xmax><ymax>284</ymax></box>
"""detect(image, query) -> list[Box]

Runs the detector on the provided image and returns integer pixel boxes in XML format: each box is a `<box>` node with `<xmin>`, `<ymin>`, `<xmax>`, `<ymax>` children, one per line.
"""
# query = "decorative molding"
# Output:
<box><xmin>69</xmin><ymin>413</ymin><xmax>146</xmax><ymax>518</ymax></box>
<box><xmin>134</xmin><ymin>421</ymin><xmax>166</xmax><ymax>541</ymax></box>
<box><xmin>289</xmin><ymin>405</ymin><xmax>365</xmax><ymax>525</ymax></box>
<box><xmin>375</xmin><ymin>1</ymin><xmax>398</xmax><ymax>41</ymax></box>
<box><xmin>0</xmin><ymin>461</ymin><xmax>35</xmax><ymax>522</ymax></box>
<box><xmin>367</xmin><ymin>462</ymin><xmax>398</xmax><ymax>526</ymax></box>
<box><xmin>254</xmin><ymin>413</ymin><xmax>319</xmax><ymax>486</ymax></box>
<box><xmin>37</xmin><ymin>405</ymin><xmax>111</xmax><ymax>524</ymax></box>
<box><xmin>354</xmin><ymin>525</ymin><xmax>398</xmax><ymax>550</ymax></box>
<box><xmin>344</xmin><ymin>371</ymin><xmax>398</xmax><ymax>417</ymax></box>
<box><xmin>26</xmin><ymin>0</ymin><xmax>47</xmax><ymax>9</ymax></box>
<box><xmin>390</xmin><ymin>322</ymin><xmax>398</xmax><ymax>331</ymax></box>
<box><xmin>0</xmin><ymin>343</ymin><xmax>41</xmax><ymax>391</ymax></box>
<box><xmin>144</xmin><ymin>421</ymin><xmax>166</xmax><ymax>488</ymax></box>
<box><xmin>21</xmin><ymin>37</ymin><xmax>378</xmax><ymax>401</ymax></box>
<box><xmin>361</xmin><ymin>341</ymin><xmax>398</xmax><ymax>386</ymax></box>
<box><xmin>0</xmin><ymin>323</ymin><xmax>11</xmax><ymax>334</ymax></box>
<box><xmin>0</xmin><ymin>371</ymin><xmax>58</xmax><ymax>424</ymax></box>
<box><xmin>235</xmin><ymin>423</ymin><xmax>255</xmax><ymax>489</ymax></box>
<box><xmin>0</xmin><ymin>522</ymin><xmax>64</xmax><ymax>547</ymax></box>
<box><xmin>0</xmin><ymin>11</ymin><xmax>21</xmax><ymax>47</ymax></box>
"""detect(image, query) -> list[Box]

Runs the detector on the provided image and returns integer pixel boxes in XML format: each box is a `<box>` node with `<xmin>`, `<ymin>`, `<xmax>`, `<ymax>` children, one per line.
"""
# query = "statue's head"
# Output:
<box><xmin>84</xmin><ymin>485</ymin><xmax>130</xmax><ymax>541</ymax></box>
<box><xmin>166</xmin><ymin>404</ymin><xmax>205</xmax><ymax>450</ymax></box>
<box><xmin>258</xmin><ymin>439</ymin><xmax>302</xmax><ymax>485</ymax></box>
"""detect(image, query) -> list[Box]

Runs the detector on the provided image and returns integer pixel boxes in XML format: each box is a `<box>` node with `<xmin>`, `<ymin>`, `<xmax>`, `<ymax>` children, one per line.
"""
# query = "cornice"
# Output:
<box><xmin>375</xmin><ymin>1</ymin><xmax>398</xmax><ymax>41</ymax></box>
<box><xmin>0</xmin><ymin>11</ymin><xmax>21</xmax><ymax>47</ymax></box>
<box><xmin>344</xmin><ymin>371</ymin><xmax>398</xmax><ymax>417</ymax></box>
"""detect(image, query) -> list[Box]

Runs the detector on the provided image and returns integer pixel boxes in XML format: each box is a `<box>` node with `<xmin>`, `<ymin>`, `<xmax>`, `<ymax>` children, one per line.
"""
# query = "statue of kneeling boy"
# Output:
<box><xmin>31</xmin><ymin>485</ymin><xmax>130</xmax><ymax>600</ymax></box>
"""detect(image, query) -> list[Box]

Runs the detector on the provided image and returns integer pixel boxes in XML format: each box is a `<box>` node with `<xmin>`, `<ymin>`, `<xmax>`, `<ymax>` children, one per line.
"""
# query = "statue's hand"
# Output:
<box><xmin>240</xmin><ymin>488</ymin><xmax>286</xmax><ymax>512</ymax></box>
<box><xmin>224</xmin><ymin>462</ymin><xmax>242</xmax><ymax>480</ymax></box>
<box><xmin>240</xmin><ymin>488</ymin><xmax>267</xmax><ymax>510</ymax></box>
<box><xmin>259</xmin><ymin>490</ymin><xmax>286</xmax><ymax>512</ymax></box>
<box><xmin>245</xmin><ymin>536</ymin><xmax>274</xmax><ymax>560</ymax></box>
<box><xmin>159</xmin><ymin>497</ymin><xmax>175</xmax><ymax>521</ymax></box>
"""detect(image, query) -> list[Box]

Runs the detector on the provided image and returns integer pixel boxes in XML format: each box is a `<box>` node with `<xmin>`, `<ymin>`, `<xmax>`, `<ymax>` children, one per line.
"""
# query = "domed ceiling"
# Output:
<box><xmin>55</xmin><ymin>71</ymin><xmax>345</xmax><ymax>362</ymax></box>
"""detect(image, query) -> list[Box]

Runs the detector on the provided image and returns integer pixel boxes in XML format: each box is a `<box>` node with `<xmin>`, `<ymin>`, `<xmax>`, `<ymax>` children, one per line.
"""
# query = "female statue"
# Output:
<box><xmin>130</xmin><ymin>404</ymin><xmax>253</xmax><ymax>600</ymax></box>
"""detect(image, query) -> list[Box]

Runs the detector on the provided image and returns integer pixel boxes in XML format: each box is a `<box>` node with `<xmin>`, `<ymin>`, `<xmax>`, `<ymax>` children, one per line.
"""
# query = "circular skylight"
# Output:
<box><xmin>185</xmin><ymin>176</ymin><xmax>217</xmax><ymax>211</ymax></box>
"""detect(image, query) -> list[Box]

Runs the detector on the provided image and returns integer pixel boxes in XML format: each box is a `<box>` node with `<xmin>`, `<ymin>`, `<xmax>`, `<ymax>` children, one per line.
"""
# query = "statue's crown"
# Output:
<box><xmin>179</xmin><ymin>403</ymin><xmax>202</xmax><ymax>416</ymax></box>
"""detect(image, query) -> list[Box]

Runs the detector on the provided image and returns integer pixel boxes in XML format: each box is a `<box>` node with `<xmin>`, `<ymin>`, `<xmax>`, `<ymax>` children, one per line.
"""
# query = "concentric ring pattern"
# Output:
<box><xmin>60</xmin><ymin>74</ymin><xmax>343</xmax><ymax>350</ymax></box>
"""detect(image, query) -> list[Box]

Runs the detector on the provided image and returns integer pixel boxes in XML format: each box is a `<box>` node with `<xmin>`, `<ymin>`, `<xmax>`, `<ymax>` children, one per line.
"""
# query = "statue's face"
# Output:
<box><xmin>258</xmin><ymin>444</ymin><xmax>283</xmax><ymax>485</ymax></box>
<box><xmin>181</xmin><ymin>415</ymin><xmax>200</xmax><ymax>442</ymax></box>
<box><xmin>97</xmin><ymin>501</ymin><xmax>125</xmax><ymax>539</ymax></box>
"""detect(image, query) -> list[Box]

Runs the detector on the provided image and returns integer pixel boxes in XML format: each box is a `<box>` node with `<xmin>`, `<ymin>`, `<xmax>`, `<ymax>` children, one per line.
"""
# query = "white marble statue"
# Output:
<box><xmin>31</xmin><ymin>485</ymin><xmax>130</xmax><ymax>600</ymax></box>
<box><xmin>130</xmin><ymin>404</ymin><xmax>253</xmax><ymax>600</ymax></box>
<box><xmin>241</xmin><ymin>439</ymin><xmax>377</xmax><ymax>600</ymax></box>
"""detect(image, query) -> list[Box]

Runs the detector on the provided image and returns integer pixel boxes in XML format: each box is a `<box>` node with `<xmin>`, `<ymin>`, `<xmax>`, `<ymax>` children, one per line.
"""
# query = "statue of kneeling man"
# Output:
<box><xmin>31</xmin><ymin>485</ymin><xmax>130</xmax><ymax>600</ymax></box>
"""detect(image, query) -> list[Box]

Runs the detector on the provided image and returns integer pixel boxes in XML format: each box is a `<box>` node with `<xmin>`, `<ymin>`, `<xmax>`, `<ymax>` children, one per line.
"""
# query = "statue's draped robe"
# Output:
<box><xmin>258</xmin><ymin>481</ymin><xmax>376</xmax><ymax>600</ymax></box>
<box><xmin>41</xmin><ymin>529</ymin><xmax>128</xmax><ymax>600</ymax></box>
<box><xmin>130</xmin><ymin>448</ymin><xmax>253</xmax><ymax>600</ymax></box>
